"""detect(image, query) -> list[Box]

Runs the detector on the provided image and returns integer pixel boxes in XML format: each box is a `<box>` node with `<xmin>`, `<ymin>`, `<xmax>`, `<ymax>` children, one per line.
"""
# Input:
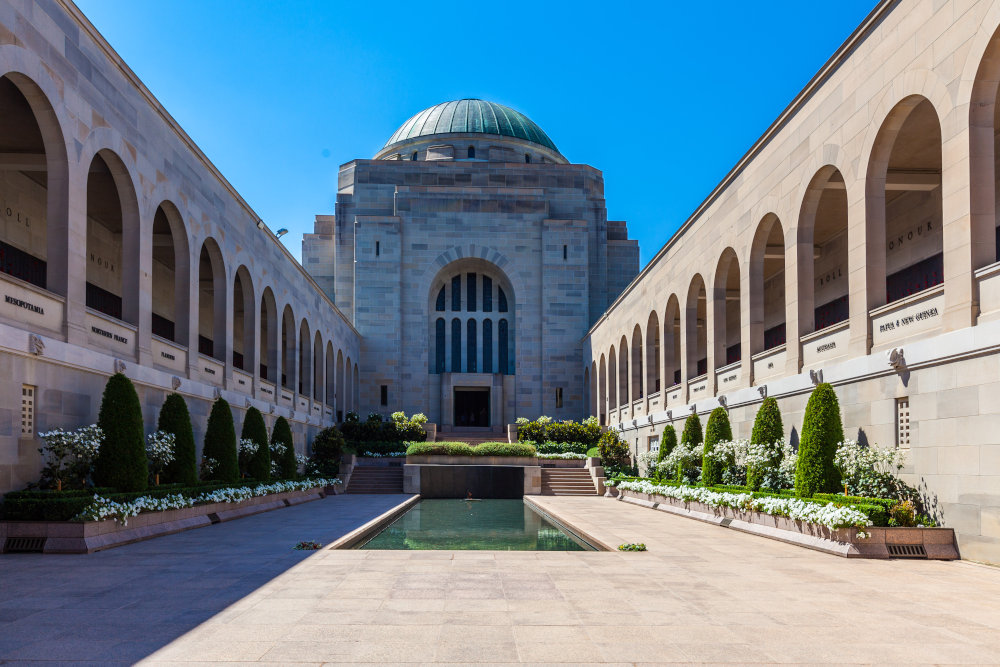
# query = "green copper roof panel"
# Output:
<box><xmin>383</xmin><ymin>99</ymin><xmax>558</xmax><ymax>152</ymax></box>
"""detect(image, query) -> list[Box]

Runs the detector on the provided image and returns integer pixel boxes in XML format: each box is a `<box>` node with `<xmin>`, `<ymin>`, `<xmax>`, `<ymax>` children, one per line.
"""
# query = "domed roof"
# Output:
<box><xmin>383</xmin><ymin>99</ymin><xmax>558</xmax><ymax>152</ymax></box>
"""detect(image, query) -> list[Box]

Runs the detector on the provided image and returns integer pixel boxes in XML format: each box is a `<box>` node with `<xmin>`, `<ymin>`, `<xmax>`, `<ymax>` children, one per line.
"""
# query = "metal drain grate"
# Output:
<box><xmin>4</xmin><ymin>536</ymin><xmax>46</xmax><ymax>553</ymax></box>
<box><xmin>887</xmin><ymin>543</ymin><xmax>926</xmax><ymax>558</ymax></box>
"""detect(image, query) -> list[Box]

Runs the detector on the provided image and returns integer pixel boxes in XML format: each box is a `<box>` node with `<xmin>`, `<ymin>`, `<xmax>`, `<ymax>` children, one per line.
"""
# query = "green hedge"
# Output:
<box><xmin>533</xmin><ymin>441</ymin><xmax>590</xmax><ymax>455</ymax></box>
<box><xmin>271</xmin><ymin>416</ymin><xmax>297</xmax><ymax>479</ymax></box>
<box><xmin>747</xmin><ymin>397</ymin><xmax>784</xmax><ymax>491</ymax></box>
<box><xmin>405</xmin><ymin>441</ymin><xmax>537</xmax><ymax>457</ymax></box>
<box><xmin>0</xmin><ymin>481</ymin><xmax>262</xmax><ymax>522</ymax></box>
<box><xmin>92</xmin><ymin>373</ymin><xmax>148</xmax><ymax>492</ymax></box>
<box><xmin>203</xmin><ymin>398</ymin><xmax>239</xmax><ymax>483</ymax></box>
<box><xmin>796</xmin><ymin>383</ymin><xmax>844</xmax><ymax>497</ymax></box>
<box><xmin>702</xmin><ymin>408</ymin><xmax>732</xmax><ymax>487</ymax></box>
<box><xmin>241</xmin><ymin>407</ymin><xmax>271</xmax><ymax>482</ymax></box>
<box><xmin>159</xmin><ymin>393</ymin><xmax>197</xmax><ymax>486</ymax></box>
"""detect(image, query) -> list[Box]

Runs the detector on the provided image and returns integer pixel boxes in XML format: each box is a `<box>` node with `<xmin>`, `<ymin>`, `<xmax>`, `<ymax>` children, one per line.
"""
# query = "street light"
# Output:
<box><xmin>276</xmin><ymin>228</ymin><xmax>288</xmax><ymax>238</ymax></box>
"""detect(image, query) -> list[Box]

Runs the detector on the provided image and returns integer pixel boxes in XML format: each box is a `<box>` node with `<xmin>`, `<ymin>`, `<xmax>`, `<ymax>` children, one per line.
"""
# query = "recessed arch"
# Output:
<box><xmin>630</xmin><ymin>324</ymin><xmax>643</xmax><ymax>400</ymax></box>
<box><xmin>150</xmin><ymin>201</ymin><xmax>190</xmax><ymax>345</ymax></box>
<box><xmin>298</xmin><ymin>319</ymin><xmax>312</xmax><ymax>396</ymax></box>
<box><xmin>969</xmin><ymin>24</ymin><xmax>1000</xmax><ymax>270</ymax></box>
<box><xmin>713</xmin><ymin>248</ymin><xmax>741</xmax><ymax>366</ymax></box>
<box><xmin>325</xmin><ymin>341</ymin><xmax>335</xmax><ymax>407</ymax></box>
<box><xmin>607</xmin><ymin>347</ymin><xmax>617</xmax><ymax>411</ymax></box>
<box><xmin>280</xmin><ymin>304</ymin><xmax>296</xmax><ymax>390</ymax></box>
<box><xmin>353</xmin><ymin>362</ymin><xmax>360</xmax><ymax>412</ymax></box>
<box><xmin>645</xmin><ymin>311</ymin><xmax>661</xmax><ymax>395</ymax></box>
<box><xmin>335</xmin><ymin>349</ymin><xmax>345</xmax><ymax>419</ymax></box>
<box><xmin>598</xmin><ymin>354</ymin><xmax>607</xmax><ymax>424</ymax></box>
<box><xmin>618</xmin><ymin>335</ymin><xmax>629</xmax><ymax>407</ymax></box>
<box><xmin>344</xmin><ymin>355</ymin><xmax>353</xmax><ymax>413</ymax></box>
<box><xmin>664</xmin><ymin>294</ymin><xmax>681</xmax><ymax>388</ymax></box>
<box><xmin>749</xmin><ymin>215</ymin><xmax>786</xmax><ymax>354</ymax></box>
<box><xmin>232</xmin><ymin>265</ymin><xmax>254</xmax><ymax>372</ymax></box>
<box><xmin>686</xmin><ymin>275</ymin><xmax>707</xmax><ymax>377</ymax></box>
<box><xmin>196</xmin><ymin>238</ymin><xmax>227</xmax><ymax>362</ymax></box>
<box><xmin>259</xmin><ymin>287</ymin><xmax>278</xmax><ymax>382</ymax></box>
<box><xmin>313</xmin><ymin>331</ymin><xmax>323</xmax><ymax>401</ymax></box>
<box><xmin>797</xmin><ymin>167</ymin><xmax>849</xmax><ymax>334</ymax></box>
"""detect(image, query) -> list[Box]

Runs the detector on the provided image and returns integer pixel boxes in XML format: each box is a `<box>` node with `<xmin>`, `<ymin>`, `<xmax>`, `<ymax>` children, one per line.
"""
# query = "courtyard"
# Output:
<box><xmin>1</xmin><ymin>494</ymin><xmax>998</xmax><ymax>665</ymax></box>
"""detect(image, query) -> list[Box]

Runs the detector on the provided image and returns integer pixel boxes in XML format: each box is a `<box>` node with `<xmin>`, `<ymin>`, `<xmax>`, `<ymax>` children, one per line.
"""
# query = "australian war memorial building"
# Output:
<box><xmin>302</xmin><ymin>99</ymin><xmax>638</xmax><ymax>434</ymax></box>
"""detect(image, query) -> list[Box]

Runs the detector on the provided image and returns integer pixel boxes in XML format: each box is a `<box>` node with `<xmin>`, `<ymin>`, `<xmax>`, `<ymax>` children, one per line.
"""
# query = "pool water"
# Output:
<box><xmin>358</xmin><ymin>499</ymin><xmax>595</xmax><ymax>551</ymax></box>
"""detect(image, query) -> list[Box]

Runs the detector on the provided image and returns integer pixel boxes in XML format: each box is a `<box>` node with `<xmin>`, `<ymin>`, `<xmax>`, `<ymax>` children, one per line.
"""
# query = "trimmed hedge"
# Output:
<box><xmin>680</xmin><ymin>413</ymin><xmax>703</xmax><ymax>447</ymax></box>
<box><xmin>702</xmin><ymin>408</ymin><xmax>732</xmax><ymax>487</ymax></box>
<box><xmin>655</xmin><ymin>426</ymin><xmax>677</xmax><ymax>482</ymax></box>
<box><xmin>271</xmin><ymin>416</ymin><xmax>297</xmax><ymax>479</ymax></box>
<box><xmin>158</xmin><ymin>393</ymin><xmax>197</xmax><ymax>486</ymax></box>
<box><xmin>533</xmin><ymin>441</ymin><xmax>590</xmax><ymax>455</ymax></box>
<box><xmin>241</xmin><ymin>407</ymin><xmax>270</xmax><ymax>482</ymax></box>
<box><xmin>795</xmin><ymin>383</ymin><xmax>844</xmax><ymax>497</ymax></box>
<box><xmin>203</xmin><ymin>398</ymin><xmax>239</xmax><ymax>483</ymax></box>
<box><xmin>405</xmin><ymin>441</ymin><xmax>537</xmax><ymax>457</ymax></box>
<box><xmin>309</xmin><ymin>426</ymin><xmax>344</xmax><ymax>477</ymax></box>
<box><xmin>747</xmin><ymin>397</ymin><xmax>783</xmax><ymax>491</ymax></box>
<box><xmin>346</xmin><ymin>440</ymin><xmax>410</xmax><ymax>455</ymax></box>
<box><xmin>92</xmin><ymin>373</ymin><xmax>148</xmax><ymax>492</ymax></box>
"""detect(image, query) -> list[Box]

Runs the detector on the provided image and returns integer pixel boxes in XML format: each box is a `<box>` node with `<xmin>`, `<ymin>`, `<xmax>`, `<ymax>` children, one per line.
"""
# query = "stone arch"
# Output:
<box><xmin>713</xmin><ymin>247</ymin><xmax>741</xmax><ymax>366</ymax></box>
<box><xmin>335</xmin><ymin>349</ymin><xmax>345</xmax><ymax>418</ymax></box>
<box><xmin>685</xmin><ymin>275</ymin><xmax>707</xmax><ymax>377</ymax></box>
<box><xmin>607</xmin><ymin>347</ymin><xmax>617</xmax><ymax>411</ymax></box>
<box><xmin>280</xmin><ymin>304</ymin><xmax>296</xmax><ymax>390</ymax></box>
<box><xmin>259</xmin><ymin>287</ymin><xmax>278</xmax><ymax>382</ymax></box>
<box><xmin>618</xmin><ymin>335</ymin><xmax>629</xmax><ymax>407</ymax></box>
<box><xmin>344</xmin><ymin>355</ymin><xmax>353</xmax><ymax>413</ymax></box>
<box><xmin>150</xmin><ymin>201</ymin><xmax>191</xmax><ymax>345</ymax></box>
<box><xmin>232</xmin><ymin>265</ymin><xmax>254</xmax><ymax>373</ymax></box>
<box><xmin>590</xmin><ymin>360</ymin><xmax>598</xmax><ymax>417</ymax></box>
<box><xmin>748</xmin><ymin>214</ymin><xmax>786</xmax><ymax>354</ymax></box>
<box><xmin>298</xmin><ymin>318</ymin><xmax>312</xmax><ymax>397</ymax></box>
<box><xmin>967</xmin><ymin>22</ymin><xmax>1000</xmax><ymax>270</ymax></box>
<box><xmin>598</xmin><ymin>354</ymin><xmax>607</xmax><ymax>424</ymax></box>
<box><xmin>663</xmin><ymin>294</ymin><xmax>681</xmax><ymax>388</ymax></box>
<box><xmin>630</xmin><ymin>324</ymin><xmax>643</xmax><ymax>400</ymax></box>
<box><xmin>353</xmin><ymin>362</ymin><xmax>360</xmax><ymax>413</ymax></box>
<box><xmin>645</xmin><ymin>310</ymin><xmax>661</xmax><ymax>395</ymax></box>
<box><xmin>325</xmin><ymin>341</ymin><xmax>335</xmax><ymax>407</ymax></box>
<box><xmin>797</xmin><ymin>167</ymin><xmax>849</xmax><ymax>335</ymax></box>
<box><xmin>196</xmin><ymin>237</ymin><xmax>227</xmax><ymax>363</ymax></box>
<box><xmin>312</xmin><ymin>331</ymin><xmax>323</xmax><ymax>401</ymax></box>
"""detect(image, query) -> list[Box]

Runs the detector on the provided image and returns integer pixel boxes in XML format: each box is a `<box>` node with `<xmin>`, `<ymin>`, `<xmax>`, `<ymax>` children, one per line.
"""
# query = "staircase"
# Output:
<box><xmin>540</xmin><ymin>468</ymin><xmax>598</xmax><ymax>495</ymax></box>
<box><xmin>345</xmin><ymin>466</ymin><xmax>403</xmax><ymax>494</ymax></box>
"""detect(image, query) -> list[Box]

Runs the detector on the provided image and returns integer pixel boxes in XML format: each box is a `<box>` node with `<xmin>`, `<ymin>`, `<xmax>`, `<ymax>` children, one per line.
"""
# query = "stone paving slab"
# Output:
<box><xmin>3</xmin><ymin>494</ymin><xmax>1000</xmax><ymax>664</ymax></box>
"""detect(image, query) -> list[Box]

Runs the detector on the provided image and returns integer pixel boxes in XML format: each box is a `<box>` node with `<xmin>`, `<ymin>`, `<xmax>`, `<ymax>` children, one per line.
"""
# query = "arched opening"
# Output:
<box><xmin>798</xmin><ymin>168</ymin><xmax>849</xmax><ymax>333</ymax></box>
<box><xmin>411</xmin><ymin>151</ymin><xmax>418</xmax><ymax>161</ymax></box>
<box><xmin>151</xmin><ymin>203</ymin><xmax>189</xmax><ymax>344</ymax></box>
<box><xmin>714</xmin><ymin>249</ymin><xmax>741</xmax><ymax>366</ymax></box>
<box><xmin>664</xmin><ymin>295</ymin><xmax>681</xmax><ymax>388</ymax></box>
<box><xmin>353</xmin><ymin>363</ymin><xmax>360</xmax><ymax>411</ymax></box>
<box><xmin>325</xmin><ymin>342</ymin><xmax>335</xmax><ymax>407</ymax></box>
<box><xmin>590</xmin><ymin>360</ymin><xmax>598</xmax><ymax>417</ymax></box>
<box><xmin>298</xmin><ymin>319</ymin><xmax>311</xmax><ymax>396</ymax></box>
<box><xmin>313</xmin><ymin>332</ymin><xmax>323</xmax><ymax>401</ymax></box>
<box><xmin>868</xmin><ymin>97</ymin><xmax>943</xmax><ymax>307</ymax></box>
<box><xmin>344</xmin><ymin>355</ymin><xmax>353</xmax><ymax>413</ymax></box>
<box><xmin>197</xmin><ymin>240</ymin><xmax>226</xmax><ymax>361</ymax></box>
<box><xmin>280</xmin><ymin>305</ymin><xmax>295</xmax><ymax>390</ymax></box>
<box><xmin>969</xmin><ymin>28</ymin><xmax>1000</xmax><ymax>270</ymax></box>
<box><xmin>598</xmin><ymin>355</ymin><xmax>607</xmax><ymax>424</ymax></box>
<box><xmin>0</xmin><ymin>74</ymin><xmax>68</xmax><ymax>296</ymax></box>
<box><xmin>86</xmin><ymin>151</ymin><xmax>139</xmax><ymax>324</ymax></box>
<box><xmin>583</xmin><ymin>366</ymin><xmax>590</xmax><ymax>417</ymax></box>
<box><xmin>618</xmin><ymin>336</ymin><xmax>629</xmax><ymax>407</ymax></box>
<box><xmin>259</xmin><ymin>287</ymin><xmax>277</xmax><ymax>381</ymax></box>
<box><xmin>524</xmin><ymin>153</ymin><xmax>531</xmax><ymax>164</ymax></box>
<box><xmin>630</xmin><ymin>325</ymin><xmax>642</xmax><ymax>400</ymax></box>
<box><xmin>335</xmin><ymin>350</ymin><xmax>344</xmax><ymax>419</ymax></box>
<box><xmin>645</xmin><ymin>311</ymin><xmax>660</xmax><ymax>394</ymax></box>
<box><xmin>232</xmin><ymin>267</ymin><xmax>254</xmax><ymax>372</ymax></box>
<box><xmin>686</xmin><ymin>276</ymin><xmax>707</xmax><ymax>377</ymax></box>
<box><xmin>607</xmin><ymin>347</ymin><xmax>617</xmax><ymax>411</ymax></box>
<box><xmin>467</xmin><ymin>146</ymin><xmax>475</xmax><ymax>159</ymax></box>
<box><xmin>750</xmin><ymin>216</ymin><xmax>786</xmax><ymax>354</ymax></box>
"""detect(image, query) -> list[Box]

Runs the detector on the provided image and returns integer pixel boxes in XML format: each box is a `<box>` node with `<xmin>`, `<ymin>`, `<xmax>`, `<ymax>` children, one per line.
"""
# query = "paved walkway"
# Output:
<box><xmin>3</xmin><ymin>494</ymin><xmax>1000</xmax><ymax>664</ymax></box>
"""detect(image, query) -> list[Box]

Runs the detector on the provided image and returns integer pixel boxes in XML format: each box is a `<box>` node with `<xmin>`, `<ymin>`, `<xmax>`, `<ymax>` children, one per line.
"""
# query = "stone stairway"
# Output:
<box><xmin>345</xmin><ymin>466</ymin><xmax>404</xmax><ymax>494</ymax></box>
<box><xmin>540</xmin><ymin>468</ymin><xmax>598</xmax><ymax>495</ymax></box>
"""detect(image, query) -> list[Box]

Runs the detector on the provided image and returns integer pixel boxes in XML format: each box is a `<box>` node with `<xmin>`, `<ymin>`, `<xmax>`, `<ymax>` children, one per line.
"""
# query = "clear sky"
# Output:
<box><xmin>75</xmin><ymin>0</ymin><xmax>876</xmax><ymax>266</ymax></box>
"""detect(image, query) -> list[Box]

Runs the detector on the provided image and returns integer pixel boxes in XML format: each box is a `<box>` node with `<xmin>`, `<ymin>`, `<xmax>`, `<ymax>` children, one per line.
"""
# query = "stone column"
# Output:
<box><xmin>783</xmin><ymin>225</ymin><xmax>802</xmax><ymax>375</ymax></box>
<box><xmin>941</xmin><ymin>112</ymin><xmax>976</xmax><ymax>332</ymax></box>
<box><xmin>64</xmin><ymin>162</ymin><xmax>88</xmax><ymax>346</ymax></box>
<box><xmin>849</xmin><ymin>175</ymin><xmax>874</xmax><ymax>356</ymax></box>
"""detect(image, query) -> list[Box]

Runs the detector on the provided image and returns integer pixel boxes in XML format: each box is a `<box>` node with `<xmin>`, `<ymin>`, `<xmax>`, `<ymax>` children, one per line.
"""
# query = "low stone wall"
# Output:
<box><xmin>617</xmin><ymin>489</ymin><xmax>958</xmax><ymax>560</ymax></box>
<box><xmin>406</xmin><ymin>455</ymin><xmax>537</xmax><ymax>466</ymax></box>
<box><xmin>0</xmin><ymin>487</ymin><xmax>325</xmax><ymax>554</ymax></box>
<box><xmin>538</xmin><ymin>459</ymin><xmax>587</xmax><ymax>468</ymax></box>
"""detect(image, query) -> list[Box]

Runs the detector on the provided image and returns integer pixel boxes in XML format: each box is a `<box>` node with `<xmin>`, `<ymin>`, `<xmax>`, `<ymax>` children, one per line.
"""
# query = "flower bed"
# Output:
<box><xmin>613</xmin><ymin>481</ymin><xmax>957</xmax><ymax>559</ymax></box>
<box><xmin>405</xmin><ymin>441</ymin><xmax>536</xmax><ymax>457</ymax></box>
<box><xmin>0</xmin><ymin>478</ymin><xmax>339</xmax><ymax>554</ymax></box>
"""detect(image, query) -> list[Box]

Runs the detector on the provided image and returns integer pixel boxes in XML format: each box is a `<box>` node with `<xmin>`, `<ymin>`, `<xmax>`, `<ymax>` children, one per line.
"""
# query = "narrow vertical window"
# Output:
<box><xmin>451</xmin><ymin>318</ymin><xmax>462</xmax><ymax>372</ymax></box>
<box><xmin>563</xmin><ymin>245</ymin><xmax>567</xmax><ymax>260</ymax></box>
<box><xmin>21</xmin><ymin>384</ymin><xmax>35</xmax><ymax>436</ymax></box>
<box><xmin>380</xmin><ymin>385</ymin><xmax>388</xmax><ymax>406</ymax></box>
<box><xmin>467</xmin><ymin>146</ymin><xmax>475</xmax><ymax>159</ymax></box>
<box><xmin>896</xmin><ymin>397</ymin><xmax>910</xmax><ymax>449</ymax></box>
<box><xmin>482</xmin><ymin>319</ymin><xmax>493</xmax><ymax>373</ymax></box>
<box><xmin>467</xmin><ymin>319</ymin><xmax>477</xmax><ymax>372</ymax></box>
<box><xmin>375</xmin><ymin>241</ymin><xmax>380</xmax><ymax>257</ymax></box>
<box><xmin>525</xmin><ymin>153</ymin><xmax>531</xmax><ymax>163</ymax></box>
<box><xmin>482</xmin><ymin>276</ymin><xmax>493</xmax><ymax>312</ymax></box>
<box><xmin>435</xmin><ymin>318</ymin><xmax>446</xmax><ymax>373</ymax></box>
<box><xmin>451</xmin><ymin>275</ymin><xmax>461</xmax><ymax>311</ymax></box>
<box><xmin>435</xmin><ymin>287</ymin><xmax>446</xmax><ymax>312</ymax></box>
<box><xmin>499</xmin><ymin>318</ymin><xmax>509</xmax><ymax>374</ymax></box>
<box><xmin>412</xmin><ymin>151</ymin><xmax>418</xmax><ymax>161</ymax></box>
<box><xmin>466</xmin><ymin>273</ymin><xmax>477</xmax><ymax>312</ymax></box>
<box><xmin>556</xmin><ymin>387</ymin><xmax>563</xmax><ymax>409</ymax></box>
<box><xmin>498</xmin><ymin>287</ymin><xmax>508</xmax><ymax>313</ymax></box>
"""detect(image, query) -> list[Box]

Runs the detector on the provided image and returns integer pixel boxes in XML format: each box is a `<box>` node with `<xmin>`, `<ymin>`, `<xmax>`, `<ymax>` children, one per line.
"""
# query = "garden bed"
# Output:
<box><xmin>1</xmin><ymin>484</ymin><xmax>329</xmax><ymax>554</ymax></box>
<box><xmin>406</xmin><ymin>455</ymin><xmax>538</xmax><ymax>466</ymax></box>
<box><xmin>616</xmin><ymin>488</ymin><xmax>958</xmax><ymax>559</ymax></box>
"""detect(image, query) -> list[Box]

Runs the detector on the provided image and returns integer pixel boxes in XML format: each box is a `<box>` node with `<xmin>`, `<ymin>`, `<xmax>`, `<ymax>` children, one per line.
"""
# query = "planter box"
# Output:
<box><xmin>616</xmin><ymin>489</ymin><xmax>958</xmax><ymax>560</ymax></box>
<box><xmin>0</xmin><ymin>487</ymin><xmax>326</xmax><ymax>554</ymax></box>
<box><xmin>406</xmin><ymin>455</ymin><xmax>538</xmax><ymax>466</ymax></box>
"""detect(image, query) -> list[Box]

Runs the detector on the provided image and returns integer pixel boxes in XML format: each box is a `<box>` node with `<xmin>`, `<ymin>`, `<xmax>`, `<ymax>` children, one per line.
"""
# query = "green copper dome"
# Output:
<box><xmin>384</xmin><ymin>99</ymin><xmax>558</xmax><ymax>153</ymax></box>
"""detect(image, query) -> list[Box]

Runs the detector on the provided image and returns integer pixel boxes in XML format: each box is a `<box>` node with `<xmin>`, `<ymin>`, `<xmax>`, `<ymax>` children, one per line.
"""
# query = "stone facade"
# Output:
<box><xmin>0</xmin><ymin>0</ymin><xmax>361</xmax><ymax>494</ymax></box>
<box><xmin>302</xmin><ymin>108</ymin><xmax>638</xmax><ymax>430</ymax></box>
<box><xmin>585</xmin><ymin>0</ymin><xmax>1000</xmax><ymax>563</ymax></box>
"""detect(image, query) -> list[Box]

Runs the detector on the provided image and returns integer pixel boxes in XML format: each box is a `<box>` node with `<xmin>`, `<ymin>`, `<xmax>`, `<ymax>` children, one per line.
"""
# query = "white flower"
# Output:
<box><xmin>146</xmin><ymin>431</ymin><xmax>176</xmax><ymax>471</ymax></box>
<box><xmin>238</xmin><ymin>438</ymin><xmax>259</xmax><ymax>457</ymax></box>
<box><xmin>537</xmin><ymin>452</ymin><xmax>588</xmax><ymax>460</ymax></box>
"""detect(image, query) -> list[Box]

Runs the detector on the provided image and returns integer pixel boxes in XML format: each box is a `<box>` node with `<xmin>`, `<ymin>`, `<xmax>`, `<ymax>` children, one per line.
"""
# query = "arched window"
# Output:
<box><xmin>435</xmin><ymin>318</ymin><xmax>446</xmax><ymax>373</ymax></box>
<box><xmin>482</xmin><ymin>276</ymin><xmax>493</xmax><ymax>312</ymax></box>
<box><xmin>466</xmin><ymin>319</ymin><xmax>477</xmax><ymax>372</ymax></box>
<box><xmin>435</xmin><ymin>286</ymin><xmax>445</xmax><ymax>311</ymax></box>
<box><xmin>451</xmin><ymin>275</ymin><xmax>461</xmax><ymax>310</ymax></box>
<box><xmin>451</xmin><ymin>318</ymin><xmax>462</xmax><ymax>372</ymax></box>
<box><xmin>411</xmin><ymin>151</ymin><xmax>418</xmax><ymax>161</ymax></box>
<box><xmin>499</xmin><ymin>318</ymin><xmax>509</xmax><ymax>374</ymax></box>
<box><xmin>498</xmin><ymin>287</ymin><xmax>508</xmax><ymax>312</ymax></box>
<box><xmin>467</xmin><ymin>146</ymin><xmax>475</xmax><ymax>159</ymax></box>
<box><xmin>483</xmin><ymin>319</ymin><xmax>493</xmax><ymax>372</ymax></box>
<box><xmin>525</xmin><ymin>153</ymin><xmax>531</xmax><ymax>163</ymax></box>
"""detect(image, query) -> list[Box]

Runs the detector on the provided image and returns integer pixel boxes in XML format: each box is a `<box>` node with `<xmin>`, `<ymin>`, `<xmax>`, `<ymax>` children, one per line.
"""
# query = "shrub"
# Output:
<box><xmin>678</xmin><ymin>413</ymin><xmax>703</xmax><ymax>481</ymax></box>
<box><xmin>308</xmin><ymin>426</ymin><xmax>344</xmax><ymax>476</ymax></box>
<box><xmin>747</xmin><ymin>397</ymin><xmax>784</xmax><ymax>491</ymax></box>
<box><xmin>599</xmin><ymin>430</ymin><xmax>635</xmax><ymax>479</ymax></box>
<box><xmin>202</xmin><ymin>398</ymin><xmax>239</xmax><ymax>483</ymax></box>
<box><xmin>92</xmin><ymin>373</ymin><xmax>148</xmax><ymax>492</ymax></box>
<box><xmin>241</xmin><ymin>407</ymin><xmax>270</xmax><ymax>481</ymax></box>
<box><xmin>404</xmin><ymin>441</ymin><xmax>537</xmax><ymax>457</ymax></box>
<box><xmin>655</xmin><ymin>425</ymin><xmax>677</xmax><ymax>481</ymax></box>
<box><xmin>586</xmin><ymin>446</ymin><xmax>600</xmax><ymax>458</ymax></box>
<box><xmin>158</xmin><ymin>393</ymin><xmax>197</xmax><ymax>486</ymax></box>
<box><xmin>36</xmin><ymin>425</ymin><xmax>103</xmax><ymax>490</ymax></box>
<box><xmin>533</xmin><ymin>440</ymin><xmax>589</xmax><ymax>455</ymax></box>
<box><xmin>701</xmin><ymin>408</ymin><xmax>732</xmax><ymax>487</ymax></box>
<box><xmin>341</xmin><ymin>412</ymin><xmax>427</xmax><ymax>443</ymax></box>
<box><xmin>271</xmin><ymin>416</ymin><xmax>297</xmax><ymax>479</ymax></box>
<box><xmin>472</xmin><ymin>441</ymin><xmax>536</xmax><ymax>457</ymax></box>
<box><xmin>516</xmin><ymin>416</ymin><xmax>601</xmax><ymax>448</ymax></box>
<box><xmin>795</xmin><ymin>383</ymin><xmax>844</xmax><ymax>497</ymax></box>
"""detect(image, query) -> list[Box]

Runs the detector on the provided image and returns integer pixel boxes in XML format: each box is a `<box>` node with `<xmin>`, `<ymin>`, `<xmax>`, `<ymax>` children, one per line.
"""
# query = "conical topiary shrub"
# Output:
<box><xmin>271</xmin><ymin>416</ymin><xmax>297</xmax><ymax>479</ymax></box>
<box><xmin>92</xmin><ymin>373</ymin><xmax>148</xmax><ymax>492</ymax></box>
<box><xmin>202</xmin><ymin>398</ymin><xmax>239</xmax><ymax>482</ymax></box>
<box><xmin>795</xmin><ymin>382</ymin><xmax>844</xmax><ymax>497</ymax></box>
<box><xmin>678</xmin><ymin>412</ymin><xmax>703</xmax><ymax>481</ymax></box>
<box><xmin>702</xmin><ymin>407</ymin><xmax>732</xmax><ymax>487</ymax></box>
<box><xmin>241</xmin><ymin>406</ymin><xmax>270</xmax><ymax>482</ymax></box>
<box><xmin>158</xmin><ymin>393</ymin><xmax>197</xmax><ymax>486</ymax></box>
<box><xmin>654</xmin><ymin>425</ymin><xmax>677</xmax><ymax>481</ymax></box>
<box><xmin>748</xmin><ymin>397</ymin><xmax>783</xmax><ymax>490</ymax></box>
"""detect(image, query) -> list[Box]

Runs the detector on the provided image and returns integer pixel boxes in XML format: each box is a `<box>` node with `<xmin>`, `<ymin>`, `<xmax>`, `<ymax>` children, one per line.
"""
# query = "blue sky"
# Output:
<box><xmin>75</xmin><ymin>0</ymin><xmax>876</xmax><ymax>266</ymax></box>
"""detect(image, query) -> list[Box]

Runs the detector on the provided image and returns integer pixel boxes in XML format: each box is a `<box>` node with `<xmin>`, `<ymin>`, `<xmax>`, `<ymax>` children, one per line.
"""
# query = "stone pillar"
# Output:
<box><xmin>849</xmin><ymin>175</ymin><xmax>875</xmax><ymax>356</ymax></box>
<box><xmin>64</xmin><ymin>163</ymin><xmax>88</xmax><ymax>346</ymax></box>
<box><xmin>941</xmin><ymin>114</ymin><xmax>976</xmax><ymax>332</ymax></box>
<box><xmin>783</xmin><ymin>225</ymin><xmax>802</xmax><ymax>375</ymax></box>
